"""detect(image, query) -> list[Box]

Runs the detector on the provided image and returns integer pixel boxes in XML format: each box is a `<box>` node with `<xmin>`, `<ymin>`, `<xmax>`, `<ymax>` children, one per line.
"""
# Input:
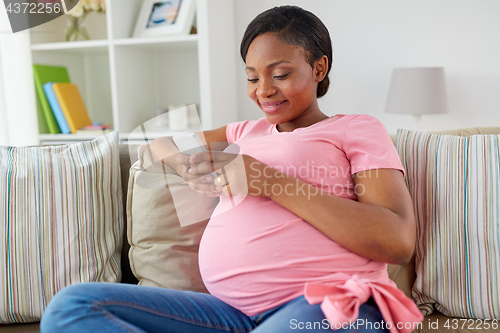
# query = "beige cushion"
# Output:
<box><xmin>387</xmin><ymin>259</ymin><xmax>415</xmax><ymax>299</ymax></box>
<box><xmin>126</xmin><ymin>145</ymin><xmax>218</xmax><ymax>292</ymax></box>
<box><xmin>396</xmin><ymin>127</ymin><xmax>500</xmax><ymax>319</ymax></box>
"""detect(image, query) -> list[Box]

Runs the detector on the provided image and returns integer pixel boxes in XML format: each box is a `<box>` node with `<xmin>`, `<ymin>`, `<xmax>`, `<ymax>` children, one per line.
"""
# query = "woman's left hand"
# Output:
<box><xmin>186</xmin><ymin>151</ymin><xmax>277</xmax><ymax>198</ymax></box>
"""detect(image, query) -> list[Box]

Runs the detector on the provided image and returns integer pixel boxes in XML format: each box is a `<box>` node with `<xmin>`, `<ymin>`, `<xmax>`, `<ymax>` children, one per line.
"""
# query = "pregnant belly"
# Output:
<box><xmin>198</xmin><ymin>196</ymin><xmax>374</xmax><ymax>315</ymax></box>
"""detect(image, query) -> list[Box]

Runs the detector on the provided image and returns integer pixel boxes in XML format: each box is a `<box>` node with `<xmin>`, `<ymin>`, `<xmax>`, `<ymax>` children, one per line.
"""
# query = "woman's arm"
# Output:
<box><xmin>265</xmin><ymin>167</ymin><xmax>416</xmax><ymax>265</ymax></box>
<box><xmin>147</xmin><ymin>126</ymin><xmax>228</xmax><ymax>175</ymax></box>
<box><xmin>188</xmin><ymin>149</ymin><xmax>415</xmax><ymax>265</ymax></box>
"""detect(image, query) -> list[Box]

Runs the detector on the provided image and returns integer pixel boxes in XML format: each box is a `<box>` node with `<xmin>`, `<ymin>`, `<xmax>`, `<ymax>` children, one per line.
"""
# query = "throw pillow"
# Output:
<box><xmin>0</xmin><ymin>132</ymin><xmax>123</xmax><ymax>324</ymax></box>
<box><xmin>126</xmin><ymin>145</ymin><xmax>217</xmax><ymax>292</ymax></box>
<box><xmin>396</xmin><ymin>129</ymin><xmax>500</xmax><ymax>319</ymax></box>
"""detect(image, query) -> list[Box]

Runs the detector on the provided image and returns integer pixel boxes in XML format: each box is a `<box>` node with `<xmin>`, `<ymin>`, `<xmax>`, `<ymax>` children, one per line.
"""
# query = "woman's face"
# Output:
<box><xmin>245</xmin><ymin>32</ymin><xmax>327</xmax><ymax>129</ymax></box>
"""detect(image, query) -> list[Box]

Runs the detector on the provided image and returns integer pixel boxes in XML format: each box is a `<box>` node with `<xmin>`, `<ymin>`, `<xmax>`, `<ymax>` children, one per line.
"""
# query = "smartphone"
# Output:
<box><xmin>172</xmin><ymin>133</ymin><xmax>207</xmax><ymax>155</ymax></box>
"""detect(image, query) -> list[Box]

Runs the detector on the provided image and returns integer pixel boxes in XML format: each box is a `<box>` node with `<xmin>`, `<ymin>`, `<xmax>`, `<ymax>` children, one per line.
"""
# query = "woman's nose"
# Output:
<box><xmin>256</xmin><ymin>79</ymin><xmax>277</xmax><ymax>98</ymax></box>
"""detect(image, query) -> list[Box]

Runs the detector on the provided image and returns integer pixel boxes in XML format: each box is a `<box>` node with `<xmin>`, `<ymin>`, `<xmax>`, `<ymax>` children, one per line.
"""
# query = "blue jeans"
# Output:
<box><xmin>40</xmin><ymin>282</ymin><xmax>389</xmax><ymax>332</ymax></box>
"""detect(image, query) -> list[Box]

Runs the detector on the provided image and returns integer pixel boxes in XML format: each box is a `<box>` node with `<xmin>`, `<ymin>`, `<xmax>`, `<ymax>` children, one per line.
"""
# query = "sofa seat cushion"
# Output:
<box><xmin>0</xmin><ymin>323</ymin><xmax>40</xmax><ymax>333</ymax></box>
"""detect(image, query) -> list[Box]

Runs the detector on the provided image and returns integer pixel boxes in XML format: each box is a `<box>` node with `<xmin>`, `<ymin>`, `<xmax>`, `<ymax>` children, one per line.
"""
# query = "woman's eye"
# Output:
<box><xmin>274</xmin><ymin>73</ymin><xmax>289</xmax><ymax>80</ymax></box>
<box><xmin>247</xmin><ymin>78</ymin><xmax>258</xmax><ymax>83</ymax></box>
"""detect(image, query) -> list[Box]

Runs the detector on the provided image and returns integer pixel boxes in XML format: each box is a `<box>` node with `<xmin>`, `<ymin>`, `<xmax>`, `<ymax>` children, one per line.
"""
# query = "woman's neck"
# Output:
<box><xmin>276</xmin><ymin>105</ymin><xmax>329</xmax><ymax>132</ymax></box>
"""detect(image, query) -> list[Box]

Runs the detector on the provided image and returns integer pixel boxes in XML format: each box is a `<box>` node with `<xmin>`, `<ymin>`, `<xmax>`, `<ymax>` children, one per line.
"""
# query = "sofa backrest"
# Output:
<box><xmin>119</xmin><ymin>127</ymin><xmax>500</xmax><ymax>291</ymax></box>
<box><xmin>119</xmin><ymin>144</ymin><xmax>140</xmax><ymax>284</ymax></box>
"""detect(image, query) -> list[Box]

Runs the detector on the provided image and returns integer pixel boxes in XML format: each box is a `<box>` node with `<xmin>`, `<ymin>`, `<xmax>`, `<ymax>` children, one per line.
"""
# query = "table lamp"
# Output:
<box><xmin>385</xmin><ymin>67</ymin><xmax>449</xmax><ymax>129</ymax></box>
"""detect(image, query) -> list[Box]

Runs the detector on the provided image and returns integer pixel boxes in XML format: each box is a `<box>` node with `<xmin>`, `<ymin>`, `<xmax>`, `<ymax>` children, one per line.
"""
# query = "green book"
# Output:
<box><xmin>33</xmin><ymin>64</ymin><xmax>71</xmax><ymax>134</ymax></box>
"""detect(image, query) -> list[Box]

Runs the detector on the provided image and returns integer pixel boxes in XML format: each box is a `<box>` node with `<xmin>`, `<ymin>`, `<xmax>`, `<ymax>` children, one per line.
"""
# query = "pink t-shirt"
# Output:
<box><xmin>198</xmin><ymin>114</ymin><xmax>422</xmax><ymax>331</ymax></box>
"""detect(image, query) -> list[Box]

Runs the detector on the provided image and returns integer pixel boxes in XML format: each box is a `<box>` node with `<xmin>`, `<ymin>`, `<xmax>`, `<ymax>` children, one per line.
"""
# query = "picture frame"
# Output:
<box><xmin>132</xmin><ymin>0</ymin><xmax>196</xmax><ymax>38</ymax></box>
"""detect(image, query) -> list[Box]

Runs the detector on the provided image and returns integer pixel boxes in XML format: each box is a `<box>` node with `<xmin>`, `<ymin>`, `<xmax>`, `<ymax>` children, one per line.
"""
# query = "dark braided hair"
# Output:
<box><xmin>240</xmin><ymin>6</ymin><xmax>333</xmax><ymax>98</ymax></box>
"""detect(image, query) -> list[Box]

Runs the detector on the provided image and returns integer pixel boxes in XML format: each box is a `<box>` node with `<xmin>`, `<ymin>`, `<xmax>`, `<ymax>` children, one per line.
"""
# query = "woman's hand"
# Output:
<box><xmin>170</xmin><ymin>152</ymin><xmax>221</xmax><ymax>197</ymax></box>
<box><xmin>185</xmin><ymin>151</ymin><xmax>277</xmax><ymax>198</ymax></box>
<box><xmin>147</xmin><ymin>126</ymin><xmax>229</xmax><ymax>182</ymax></box>
<box><xmin>147</xmin><ymin>137</ymin><xmax>188</xmax><ymax>175</ymax></box>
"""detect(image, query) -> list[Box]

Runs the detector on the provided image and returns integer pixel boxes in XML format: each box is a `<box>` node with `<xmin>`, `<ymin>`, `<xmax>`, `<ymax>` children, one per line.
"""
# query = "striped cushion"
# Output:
<box><xmin>0</xmin><ymin>132</ymin><xmax>123</xmax><ymax>323</ymax></box>
<box><xmin>396</xmin><ymin>129</ymin><xmax>500</xmax><ymax>319</ymax></box>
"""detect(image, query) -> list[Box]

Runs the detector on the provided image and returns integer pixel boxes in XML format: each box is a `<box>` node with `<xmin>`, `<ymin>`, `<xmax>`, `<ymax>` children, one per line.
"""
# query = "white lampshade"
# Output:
<box><xmin>385</xmin><ymin>67</ymin><xmax>449</xmax><ymax>115</ymax></box>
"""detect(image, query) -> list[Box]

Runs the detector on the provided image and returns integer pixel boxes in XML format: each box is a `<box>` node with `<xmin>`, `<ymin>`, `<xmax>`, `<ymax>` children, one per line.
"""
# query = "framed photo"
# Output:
<box><xmin>133</xmin><ymin>0</ymin><xmax>196</xmax><ymax>38</ymax></box>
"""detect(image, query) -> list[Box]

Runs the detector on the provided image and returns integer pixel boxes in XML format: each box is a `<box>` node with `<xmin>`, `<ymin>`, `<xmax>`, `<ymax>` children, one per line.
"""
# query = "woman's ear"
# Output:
<box><xmin>313</xmin><ymin>55</ymin><xmax>328</xmax><ymax>82</ymax></box>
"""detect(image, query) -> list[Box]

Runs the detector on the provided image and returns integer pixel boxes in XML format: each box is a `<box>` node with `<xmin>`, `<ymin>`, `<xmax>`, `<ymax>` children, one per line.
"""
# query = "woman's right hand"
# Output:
<box><xmin>148</xmin><ymin>126</ymin><xmax>229</xmax><ymax>197</ymax></box>
<box><xmin>173</xmin><ymin>152</ymin><xmax>222</xmax><ymax>197</ymax></box>
<box><xmin>148</xmin><ymin>139</ymin><xmax>221</xmax><ymax>197</ymax></box>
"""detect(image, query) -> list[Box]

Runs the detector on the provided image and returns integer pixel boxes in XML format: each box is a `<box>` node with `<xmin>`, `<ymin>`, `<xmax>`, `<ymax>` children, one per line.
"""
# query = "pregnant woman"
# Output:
<box><xmin>41</xmin><ymin>5</ymin><xmax>423</xmax><ymax>333</ymax></box>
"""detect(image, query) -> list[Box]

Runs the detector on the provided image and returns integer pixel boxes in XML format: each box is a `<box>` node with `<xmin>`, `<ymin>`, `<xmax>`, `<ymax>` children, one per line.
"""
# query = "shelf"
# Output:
<box><xmin>40</xmin><ymin>128</ymin><xmax>199</xmax><ymax>144</ymax></box>
<box><xmin>31</xmin><ymin>35</ymin><xmax>199</xmax><ymax>53</ymax></box>
<box><xmin>40</xmin><ymin>133</ymin><xmax>115</xmax><ymax>140</ymax></box>
<box><xmin>123</xmin><ymin>127</ymin><xmax>201</xmax><ymax>141</ymax></box>
<box><xmin>39</xmin><ymin>133</ymin><xmax>112</xmax><ymax>145</ymax></box>
<box><xmin>30</xmin><ymin>0</ymin><xmax>239</xmax><ymax>144</ymax></box>
<box><xmin>31</xmin><ymin>40</ymin><xmax>109</xmax><ymax>54</ymax></box>
<box><xmin>113</xmin><ymin>35</ymin><xmax>198</xmax><ymax>52</ymax></box>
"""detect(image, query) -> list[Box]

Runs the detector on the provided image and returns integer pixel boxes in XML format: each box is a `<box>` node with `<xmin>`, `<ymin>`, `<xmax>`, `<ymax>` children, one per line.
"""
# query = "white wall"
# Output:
<box><xmin>0</xmin><ymin>3</ymin><xmax>39</xmax><ymax>146</ymax></box>
<box><xmin>232</xmin><ymin>0</ymin><xmax>500</xmax><ymax>133</ymax></box>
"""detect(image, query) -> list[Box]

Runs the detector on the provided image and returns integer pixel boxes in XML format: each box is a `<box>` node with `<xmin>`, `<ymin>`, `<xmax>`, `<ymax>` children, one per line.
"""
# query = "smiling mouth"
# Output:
<box><xmin>263</xmin><ymin>101</ymin><xmax>286</xmax><ymax>108</ymax></box>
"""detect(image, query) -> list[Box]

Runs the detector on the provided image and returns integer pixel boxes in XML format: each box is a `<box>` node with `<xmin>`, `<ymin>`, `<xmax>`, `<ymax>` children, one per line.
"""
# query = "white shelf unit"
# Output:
<box><xmin>30</xmin><ymin>0</ymin><xmax>239</xmax><ymax>144</ymax></box>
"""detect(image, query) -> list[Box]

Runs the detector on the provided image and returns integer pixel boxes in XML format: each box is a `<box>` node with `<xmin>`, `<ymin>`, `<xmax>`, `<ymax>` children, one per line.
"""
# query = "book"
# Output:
<box><xmin>52</xmin><ymin>83</ymin><xmax>92</xmax><ymax>133</ymax></box>
<box><xmin>43</xmin><ymin>82</ymin><xmax>71</xmax><ymax>134</ymax></box>
<box><xmin>32</xmin><ymin>64</ymin><xmax>71</xmax><ymax>134</ymax></box>
<box><xmin>80</xmin><ymin>124</ymin><xmax>113</xmax><ymax>130</ymax></box>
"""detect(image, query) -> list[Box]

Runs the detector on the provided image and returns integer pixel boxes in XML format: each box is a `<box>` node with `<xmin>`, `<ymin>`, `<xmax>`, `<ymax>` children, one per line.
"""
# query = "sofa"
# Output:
<box><xmin>1</xmin><ymin>126</ymin><xmax>498</xmax><ymax>332</ymax></box>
